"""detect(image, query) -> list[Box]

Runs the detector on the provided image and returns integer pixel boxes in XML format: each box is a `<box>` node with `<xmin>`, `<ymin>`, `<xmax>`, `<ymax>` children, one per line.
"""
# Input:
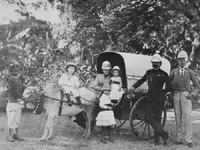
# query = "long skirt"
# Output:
<box><xmin>96</xmin><ymin>110</ymin><xmax>116</xmax><ymax>126</ymax></box>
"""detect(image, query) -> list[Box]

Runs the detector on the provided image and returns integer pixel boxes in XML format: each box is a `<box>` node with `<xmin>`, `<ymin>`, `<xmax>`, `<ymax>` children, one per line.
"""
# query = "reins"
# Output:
<box><xmin>42</xmin><ymin>94</ymin><xmax>97</xmax><ymax>107</ymax></box>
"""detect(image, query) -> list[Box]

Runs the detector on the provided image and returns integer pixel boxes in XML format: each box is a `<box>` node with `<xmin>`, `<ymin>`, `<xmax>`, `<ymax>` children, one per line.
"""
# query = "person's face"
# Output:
<box><xmin>67</xmin><ymin>66</ymin><xmax>75</xmax><ymax>74</ymax></box>
<box><xmin>178</xmin><ymin>58</ymin><xmax>186</xmax><ymax>68</ymax></box>
<box><xmin>152</xmin><ymin>62</ymin><xmax>161</xmax><ymax>70</ymax></box>
<box><xmin>113</xmin><ymin>70</ymin><xmax>119</xmax><ymax>77</ymax></box>
<box><xmin>103</xmin><ymin>69</ymin><xmax>110</xmax><ymax>75</ymax></box>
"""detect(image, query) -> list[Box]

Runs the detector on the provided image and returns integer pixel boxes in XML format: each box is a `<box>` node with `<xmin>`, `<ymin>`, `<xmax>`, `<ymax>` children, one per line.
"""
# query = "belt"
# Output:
<box><xmin>100</xmin><ymin>108</ymin><xmax>112</xmax><ymax>111</ymax></box>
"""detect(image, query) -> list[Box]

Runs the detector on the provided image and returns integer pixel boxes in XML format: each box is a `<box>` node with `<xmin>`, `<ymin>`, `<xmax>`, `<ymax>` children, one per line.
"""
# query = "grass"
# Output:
<box><xmin>0</xmin><ymin>112</ymin><xmax>200</xmax><ymax>150</ymax></box>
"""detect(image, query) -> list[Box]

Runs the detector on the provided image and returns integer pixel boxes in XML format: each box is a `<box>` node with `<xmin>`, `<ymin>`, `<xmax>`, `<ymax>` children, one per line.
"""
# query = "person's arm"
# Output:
<box><xmin>94</xmin><ymin>75</ymin><xmax>102</xmax><ymax>91</ymax></box>
<box><xmin>164</xmin><ymin>73</ymin><xmax>173</xmax><ymax>94</ymax></box>
<box><xmin>74</xmin><ymin>75</ymin><xmax>80</xmax><ymax>87</ymax></box>
<box><xmin>58</xmin><ymin>74</ymin><xmax>65</xmax><ymax>87</ymax></box>
<box><xmin>190</xmin><ymin>70</ymin><xmax>200</xmax><ymax>96</ymax></box>
<box><xmin>119</xmin><ymin>77</ymin><xmax>122</xmax><ymax>89</ymax></box>
<box><xmin>133</xmin><ymin>71</ymin><xmax>148</xmax><ymax>89</ymax></box>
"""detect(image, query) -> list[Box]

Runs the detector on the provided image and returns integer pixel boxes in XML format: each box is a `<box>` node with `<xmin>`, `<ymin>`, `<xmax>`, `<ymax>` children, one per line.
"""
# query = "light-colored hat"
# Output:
<box><xmin>151</xmin><ymin>53</ymin><xmax>162</xmax><ymax>62</ymax></box>
<box><xmin>112</xmin><ymin>66</ymin><xmax>120</xmax><ymax>71</ymax></box>
<box><xmin>102</xmin><ymin>61</ymin><xmax>111</xmax><ymax>70</ymax></box>
<box><xmin>102</xmin><ymin>83</ymin><xmax>111</xmax><ymax>91</ymax></box>
<box><xmin>66</xmin><ymin>62</ymin><xmax>77</xmax><ymax>71</ymax></box>
<box><xmin>177</xmin><ymin>50</ymin><xmax>188</xmax><ymax>61</ymax></box>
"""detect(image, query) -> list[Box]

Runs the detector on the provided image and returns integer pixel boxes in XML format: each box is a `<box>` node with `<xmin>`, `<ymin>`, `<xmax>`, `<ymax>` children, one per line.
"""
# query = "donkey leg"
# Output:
<box><xmin>85</xmin><ymin>108</ymin><xmax>94</xmax><ymax>139</ymax></box>
<box><xmin>81</xmin><ymin>112</ymin><xmax>88</xmax><ymax>138</ymax></box>
<box><xmin>47</xmin><ymin>115</ymin><xmax>55</xmax><ymax>140</ymax></box>
<box><xmin>40</xmin><ymin>114</ymin><xmax>52</xmax><ymax>141</ymax></box>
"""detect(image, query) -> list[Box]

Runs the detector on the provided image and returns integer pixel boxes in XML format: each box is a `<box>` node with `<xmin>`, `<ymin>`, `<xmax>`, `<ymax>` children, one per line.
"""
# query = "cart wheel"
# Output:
<box><xmin>129</xmin><ymin>96</ymin><xmax>167</xmax><ymax>140</ymax></box>
<box><xmin>115</xmin><ymin>119</ymin><xmax>126</xmax><ymax>129</ymax></box>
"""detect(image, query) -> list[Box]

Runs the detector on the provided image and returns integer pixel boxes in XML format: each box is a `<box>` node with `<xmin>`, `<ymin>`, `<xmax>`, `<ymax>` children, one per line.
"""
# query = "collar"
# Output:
<box><xmin>179</xmin><ymin>66</ymin><xmax>186</xmax><ymax>70</ymax></box>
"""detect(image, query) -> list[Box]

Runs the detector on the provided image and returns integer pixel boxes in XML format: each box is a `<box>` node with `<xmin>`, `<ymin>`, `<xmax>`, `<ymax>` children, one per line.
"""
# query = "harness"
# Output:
<box><xmin>25</xmin><ymin>87</ymin><xmax>98</xmax><ymax>116</ymax></box>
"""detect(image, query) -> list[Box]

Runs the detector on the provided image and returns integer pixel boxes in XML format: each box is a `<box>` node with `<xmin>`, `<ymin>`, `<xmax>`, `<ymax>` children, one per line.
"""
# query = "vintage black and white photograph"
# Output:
<box><xmin>0</xmin><ymin>0</ymin><xmax>200</xmax><ymax>150</ymax></box>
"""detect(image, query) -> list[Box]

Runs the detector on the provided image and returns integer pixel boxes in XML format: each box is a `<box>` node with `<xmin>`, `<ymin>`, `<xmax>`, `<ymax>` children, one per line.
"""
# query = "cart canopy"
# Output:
<box><xmin>96</xmin><ymin>52</ymin><xmax>171</xmax><ymax>89</ymax></box>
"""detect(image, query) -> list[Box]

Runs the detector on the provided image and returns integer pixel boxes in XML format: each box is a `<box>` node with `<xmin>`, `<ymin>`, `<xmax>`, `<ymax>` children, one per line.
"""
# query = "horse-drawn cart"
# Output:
<box><xmin>96</xmin><ymin>51</ymin><xmax>171</xmax><ymax>140</ymax></box>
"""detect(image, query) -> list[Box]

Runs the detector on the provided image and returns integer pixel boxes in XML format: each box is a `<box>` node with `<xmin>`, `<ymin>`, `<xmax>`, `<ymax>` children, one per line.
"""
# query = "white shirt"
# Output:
<box><xmin>99</xmin><ymin>94</ymin><xmax>111</xmax><ymax>109</ymax></box>
<box><xmin>179</xmin><ymin>66</ymin><xmax>186</xmax><ymax>75</ymax></box>
<box><xmin>58</xmin><ymin>72</ymin><xmax>80</xmax><ymax>87</ymax></box>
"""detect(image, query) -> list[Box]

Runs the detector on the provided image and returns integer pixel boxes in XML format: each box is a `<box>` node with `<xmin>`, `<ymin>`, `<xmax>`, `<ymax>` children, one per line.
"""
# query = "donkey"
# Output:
<box><xmin>22</xmin><ymin>83</ymin><xmax>96</xmax><ymax>141</ymax></box>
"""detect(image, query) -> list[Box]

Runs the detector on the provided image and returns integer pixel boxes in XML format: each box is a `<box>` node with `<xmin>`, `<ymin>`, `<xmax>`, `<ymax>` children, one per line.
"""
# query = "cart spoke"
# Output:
<box><xmin>140</xmin><ymin>121</ymin><xmax>146</xmax><ymax>127</ymax></box>
<box><xmin>147</xmin><ymin>123</ymin><xmax>151</xmax><ymax>138</ymax></box>
<box><xmin>132</xmin><ymin>120</ymin><xmax>143</xmax><ymax>127</ymax></box>
<box><xmin>141</xmin><ymin>123</ymin><xmax>147</xmax><ymax>138</ymax></box>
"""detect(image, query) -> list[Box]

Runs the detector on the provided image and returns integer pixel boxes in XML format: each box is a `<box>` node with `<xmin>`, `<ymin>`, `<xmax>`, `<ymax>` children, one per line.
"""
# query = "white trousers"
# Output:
<box><xmin>6</xmin><ymin>103</ymin><xmax>22</xmax><ymax>130</ymax></box>
<box><xmin>173</xmin><ymin>91</ymin><xmax>192</xmax><ymax>143</ymax></box>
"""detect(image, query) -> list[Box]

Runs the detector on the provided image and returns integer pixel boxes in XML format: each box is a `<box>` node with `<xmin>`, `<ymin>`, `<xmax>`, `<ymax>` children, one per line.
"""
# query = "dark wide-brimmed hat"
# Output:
<box><xmin>66</xmin><ymin>62</ymin><xmax>77</xmax><ymax>71</ymax></box>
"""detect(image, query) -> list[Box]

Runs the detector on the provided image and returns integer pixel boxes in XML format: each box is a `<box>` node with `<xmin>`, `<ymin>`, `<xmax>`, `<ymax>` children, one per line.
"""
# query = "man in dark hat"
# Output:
<box><xmin>6</xmin><ymin>63</ymin><xmax>24</xmax><ymax>142</ymax></box>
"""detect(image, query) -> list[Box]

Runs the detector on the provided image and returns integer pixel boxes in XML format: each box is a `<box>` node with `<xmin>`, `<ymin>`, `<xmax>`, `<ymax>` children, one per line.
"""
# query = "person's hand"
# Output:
<box><xmin>129</xmin><ymin>87</ymin><xmax>135</xmax><ymax>93</ymax></box>
<box><xmin>186</xmin><ymin>93</ymin><xmax>195</xmax><ymax>100</ymax></box>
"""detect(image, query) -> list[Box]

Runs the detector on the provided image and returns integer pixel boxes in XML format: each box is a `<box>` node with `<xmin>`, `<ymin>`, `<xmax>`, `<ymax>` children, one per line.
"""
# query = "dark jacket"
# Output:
<box><xmin>170</xmin><ymin>68</ymin><xmax>200</xmax><ymax>95</ymax></box>
<box><xmin>133</xmin><ymin>68</ymin><xmax>172</xmax><ymax>102</ymax></box>
<box><xmin>7</xmin><ymin>76</ymin><xmax>23</xmax><ymax>102</ymax></box>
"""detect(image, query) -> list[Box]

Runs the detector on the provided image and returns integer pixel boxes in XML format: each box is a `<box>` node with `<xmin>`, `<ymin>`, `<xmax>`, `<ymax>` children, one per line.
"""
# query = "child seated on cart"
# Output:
<box><xmin>96</xmin><ymin>83</ymin><xmax>116</xmax><ymax>144</ymax></box>
<box><xmin>109</xmin><ymin>66</ymin><xmax>124</xmax><ymax>104</ymax></box>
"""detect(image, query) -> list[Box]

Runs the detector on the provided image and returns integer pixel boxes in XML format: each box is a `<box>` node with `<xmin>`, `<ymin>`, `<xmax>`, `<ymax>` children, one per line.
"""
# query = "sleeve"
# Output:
<box><xmin>133</xmin><ymin>71</ymin><xmax>148</xmax><ymax>89</ymax></box>
<box><xmin>119</xmin><ymin>77</ymin><xmax>122</xmax><ymax>89</ymax></box>
<box><xmin>190</xmin><ymin>71</ymin><xmax>200</xmax><ymax>96</ymax></box>
<box><xmin>94</xmin><ymin>75</ymin><xmax>102</xmax><ymax>91</ymax></box>
<box><xmin>163</xmin><ymin>73</ymin><xmax>173</xmax><ymax>94</ymax></box>
<box><xmin>58</xmin><ymin>74</ymin><xmax>65</xmax><ymax>86</ymax></box>
<box><xmin>99</xmin><ymin>95</ymin><xmax>109</xmax><ymax>109</ymax></box>
<box><xmin>74</xmin><ymin>75</ymin><xmax>80</xmax><ymax>87</ymax></box>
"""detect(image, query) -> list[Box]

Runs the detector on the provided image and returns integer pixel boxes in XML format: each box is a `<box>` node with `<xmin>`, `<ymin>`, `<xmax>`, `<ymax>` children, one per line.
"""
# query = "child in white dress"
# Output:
<box><xmin>96</xmin><ymin>83</ymin><xmax>116</xmax><ymax>144</ymax></box>
<box><xmin>109</xmin><ymin>66</ymin><xmax>124</xmax><ymax>104</ymax></box>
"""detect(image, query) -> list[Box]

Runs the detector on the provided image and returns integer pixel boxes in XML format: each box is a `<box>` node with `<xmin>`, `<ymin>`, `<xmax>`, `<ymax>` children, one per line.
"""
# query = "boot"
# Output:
<box><xmin>161</xmin><ymin>131</ymin><xmax>169</xmax><ymax>146</ymax></box>
<box><xmin>154</xmin><ymin>132</ymin><xmax>160</xmax><ymax>146</ymax></box>
<box><xmin>75</xmin><ymin>97</ymin><xmax>83</xmax><ymax>108</ymax></box>
<box><xmin>13</xmin><ymin>128</ymin><xmax>24</xmax><ymax>141</ymax></box>
<box><xmin>65</xmin><ymin>94</ymin><xmax>72</xmax><ymax>106</ymax></box>
<box><xmin>100</xmin><ymin>127</ymin><xmax>106</xmax><ymax>144</ymax></box>
<box><xmin>107</xmin><ymin>126</ymin><xmax>114</xmax><ymax>143</ymax></box>
<box><xmin>7</xmin><ymin>128</ymin><xmax>14</xmax><ymax>142</ymax></box>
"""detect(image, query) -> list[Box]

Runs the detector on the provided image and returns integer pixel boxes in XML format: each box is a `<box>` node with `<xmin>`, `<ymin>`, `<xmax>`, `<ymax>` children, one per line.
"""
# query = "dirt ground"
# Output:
<box><xmin>1</xmin><ymin>111</ymin><xmax>200</xmax><ymax>150</ymax></box>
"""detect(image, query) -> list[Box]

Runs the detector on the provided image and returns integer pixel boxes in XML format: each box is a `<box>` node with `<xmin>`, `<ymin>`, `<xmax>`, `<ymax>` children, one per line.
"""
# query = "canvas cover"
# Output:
<box><xmin>97</xmin><ymin>52</ymin><xmax>171</xmax><ymax>90</ymax></box>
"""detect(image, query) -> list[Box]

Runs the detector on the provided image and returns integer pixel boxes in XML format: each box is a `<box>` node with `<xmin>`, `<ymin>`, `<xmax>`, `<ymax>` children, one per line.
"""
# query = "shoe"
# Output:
<box><xmin>154</xmin><ymin>136</ymin><xmax>160</xmax><ymax>146</ymax></box>
<box><xmin>187</xmin><ymin>142</ymin><xmax>193</xmax><ymax>148</ymax></box>
<box><xmin>68</xmin><ymin>102</ymin><xmax>72</xmax><ymax>106</ymax></box>
<box><xmin>13</xmin><ymin>134</ymin><xmax>24</xmax><ymax>141</ymax></box>
<box><xmin>162</xmin><ymin>132</ymin><xmax>169</xmax><ymax>146</ymax></box>
<box><xmin>7</xmin><ymin>136</ymin><xmax>14</xmax><ymax>142</ymax></box>
<box><xmin>109</xmin><ymin>137</ymin><xmax>114</xmax><ymax>143</ymax></box>
<box><xmin>175</xmin><ymin>141</ymin><xmax>183</xmax><ymax>145</ymax></box>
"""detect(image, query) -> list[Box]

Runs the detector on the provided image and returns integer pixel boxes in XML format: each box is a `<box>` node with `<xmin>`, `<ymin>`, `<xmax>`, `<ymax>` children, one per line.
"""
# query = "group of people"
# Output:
<box><xmin>5</xmin><ymin>50</ymin><xmax>200</xmax><ymax>148</ymax></box>
<box><xmin>92</xmin><ymin>50</ymin><xmax>199</xmax><ymax>147</ymax></box>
